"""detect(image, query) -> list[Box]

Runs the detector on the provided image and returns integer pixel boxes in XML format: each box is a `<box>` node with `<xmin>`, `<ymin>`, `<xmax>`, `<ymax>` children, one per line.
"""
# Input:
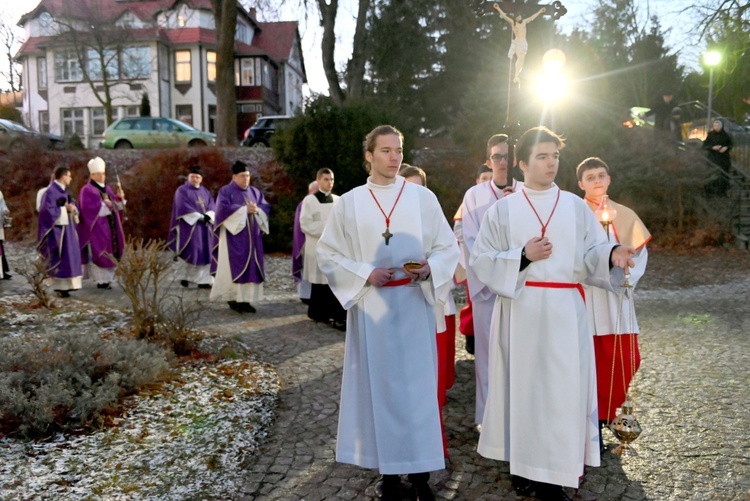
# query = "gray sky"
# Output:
<box><xmin>0</xmin><ymin>0</ymin><xmax>705</xmax><ymax>95</ymax></box>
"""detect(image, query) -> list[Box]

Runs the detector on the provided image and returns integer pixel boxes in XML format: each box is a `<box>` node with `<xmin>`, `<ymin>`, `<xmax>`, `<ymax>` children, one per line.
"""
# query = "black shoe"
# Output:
<box><xmin>97</xmin><ymin>283</ymin><xmax>112</xmax><ymax>290</ymax></box>
<box><xmin>55</xmin><ymin>290</ymin><xmax>71</xmax><ymax>298</ymax></box>
<box><xmin>536</xmin><ymin>483</ymin><xmax>572</xmax><ymax>501</ymax></box>
<box><xmin>1</xmin><ymin>273</ymin><xmax>11</xmax><ymax>280</ymax></box>
<box><xmin>375</xmin><ymin>475</ymin><xmax>400</xmax><ymax>500</ymax></box>
<box><xmin>180</xmin><ymin>280</ymin><xmax>189</xmax><ymax>288</ymax></box>
<box><xmin>228</xmin><ymin>301</ymin><xmax>244</xmax><ymax>313</ymax></box>
<box><xmin>408</xmin><ymin>473</ymin><xmax>434</xmax><ymax>501</ymax></box>
<box><xmin>465</xmin><ymin>335</ymin><xmax>475</xmax><ymax>355</ymax></box>
<box><xmin>332</xmin><ymin>320</ymin><xmax>347</xmax><ymax>331</ymax></box>
<box><xmin>198</xmin><ymin>284</ymin><xmax>212</xmax><ymax>289</ymax></box>
<box><xmin>511</xmin><ymin>475</ymin><xmax>534</xmax><ymax>496</ymax></box>
<box><xmin>240</xmin><ymin>302</ymin><xmax>256</xmax><ymax>313</ymax></box>
<box><xmin>301</xmin><ymin>298</ymin><xmax>310</xmax><ymax>305</ymax></box>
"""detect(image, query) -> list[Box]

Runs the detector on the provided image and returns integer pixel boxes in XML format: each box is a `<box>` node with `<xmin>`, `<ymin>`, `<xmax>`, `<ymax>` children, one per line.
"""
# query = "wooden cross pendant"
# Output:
<box><xmin>382</xmin><ymin>227</ymin><xmax>393</xmax><ymax>245</ymax></box>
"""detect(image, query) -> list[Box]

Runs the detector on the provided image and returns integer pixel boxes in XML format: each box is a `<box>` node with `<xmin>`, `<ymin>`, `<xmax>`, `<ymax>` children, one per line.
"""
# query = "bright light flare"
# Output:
<box><xmin>535</xmin><ymin>73</ymin><xmax>569</xmax><ymax>101</ymax></box>
<box><xmin>704</xmin><ymin>50</ymin><xmax>721</xmax><ymax>67</ymax></box>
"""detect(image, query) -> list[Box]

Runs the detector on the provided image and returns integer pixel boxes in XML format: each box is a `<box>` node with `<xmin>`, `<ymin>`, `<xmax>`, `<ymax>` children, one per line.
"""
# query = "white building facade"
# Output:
<box><xmin>16</xmin><ymin>0</ymin><xmax>306</xmax><ymax>148</ymax></box>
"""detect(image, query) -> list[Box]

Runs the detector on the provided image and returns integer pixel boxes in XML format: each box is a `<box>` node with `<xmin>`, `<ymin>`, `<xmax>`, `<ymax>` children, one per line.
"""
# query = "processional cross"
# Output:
<box><xmin>472</xmin><ymin>0</ymin><xmax>567</xmax><ymax>124</ymax></box>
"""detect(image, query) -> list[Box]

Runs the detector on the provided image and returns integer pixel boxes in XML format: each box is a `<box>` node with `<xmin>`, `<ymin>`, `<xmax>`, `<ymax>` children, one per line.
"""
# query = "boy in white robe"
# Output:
<box><xmin>576</xmin><ymin>157</ymin><xmax>651</xmax><ymax>450</ymax></box>
<box><xmin>317</xmin><ymin>125</ymin><xmax>459</xmax><ymax>500</ymax></box>
<box><xmin>470</xmin><ymin>126</ymin><xmax>635</xmax><ymax>501</ymax></box>
<box><xmin>300</xmin><ymin>168</ymin><xmax>344</xmax><ymax>327</ymax></box>
<box><xmin>460</xmin><ymin>134</ymin><xmax>522</xmax><ymax>425</ymax></box>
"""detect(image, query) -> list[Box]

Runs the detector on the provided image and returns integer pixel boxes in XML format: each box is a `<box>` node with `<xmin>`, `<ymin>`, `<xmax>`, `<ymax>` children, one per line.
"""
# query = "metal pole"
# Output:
<box><xmin>706</xmin><ymin>67</ymin><xmax>714</xmax><ymax>135</ymax></box>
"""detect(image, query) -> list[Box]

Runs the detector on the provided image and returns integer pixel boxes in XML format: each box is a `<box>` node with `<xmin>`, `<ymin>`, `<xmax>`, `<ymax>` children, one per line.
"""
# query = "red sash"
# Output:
<box><xmin>525</xmin><ymin>281</ymin><xmax>585</xmax><ymax>301</ymax></box>
<box><xmin>382</xmin><ymin>278</ymin><xmax>412</xmax><ymax>287</ymax></box>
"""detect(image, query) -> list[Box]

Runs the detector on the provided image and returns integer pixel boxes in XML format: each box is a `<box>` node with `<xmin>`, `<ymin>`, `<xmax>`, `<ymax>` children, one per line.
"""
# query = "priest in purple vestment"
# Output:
<box><xmin>292</xmin><ymin>180</ymin><xmax>318</xmax><ymax>303</ymax></box>
<box><xmin>168</xmin><ymin>166</ymin><xmax>216</xmax><ymax>289</ymax></box>
<box><xmin>209</xmin><ymin>161</ymin><xmax>270</xmax><ymax>313</ymax></box>
<box><xmin>37</xmin><ymin>166</ymin><xmax>83</xmax><ymax>297</ymax></box>
<box><xmin>78</xmin><ymin>157</ymin><xmax>126</xmax><ymax>290</ymax></box>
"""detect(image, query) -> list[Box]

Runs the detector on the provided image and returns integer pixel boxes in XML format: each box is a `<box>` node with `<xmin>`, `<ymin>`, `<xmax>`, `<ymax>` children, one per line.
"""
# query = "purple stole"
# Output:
<box><xmin>211</xmin><ymin>181</ymin><xmax>270</xmax><ymax>284</ymax></box>
<box><xmin>168</xmin><ymin>182</ymin><xmax>216</xmax><ymax>266</ymax></box>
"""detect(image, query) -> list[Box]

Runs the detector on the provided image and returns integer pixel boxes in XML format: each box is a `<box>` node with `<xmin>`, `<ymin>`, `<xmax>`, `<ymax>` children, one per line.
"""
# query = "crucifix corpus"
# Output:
<box><xmin>494</xmin><ymin>2</ymin><xmax>546</xmax><ymax>84</ymax></box>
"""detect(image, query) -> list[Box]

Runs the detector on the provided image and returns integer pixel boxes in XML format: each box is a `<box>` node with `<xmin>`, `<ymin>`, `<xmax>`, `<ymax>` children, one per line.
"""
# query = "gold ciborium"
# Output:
<box><xmin>609</xmin><ymin>401</ymin><xmax>641</xmax><ymax>456</ymax></box>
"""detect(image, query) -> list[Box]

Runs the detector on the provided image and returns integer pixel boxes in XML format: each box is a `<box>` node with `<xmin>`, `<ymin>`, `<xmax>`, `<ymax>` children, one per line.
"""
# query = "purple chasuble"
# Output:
<box><xmin>78</xmin><ymin>181</ymin><xmax>125</xmax><ymax>269</ymax></box>
<box><xmin>291</xmin><ymin>200</ymin><xmax>305</xmax><ymax>283</ymax></box>
<box><xmin>37</xmin><ymin>182</ymin><xmax>83</xmax><ymax>279</ymax></box>
<box><xmin>168</xmin><ymin>182</ymin><xmax>216</xmax><ymax>266</ymax></box>
<box><xmin>211</xmin><ymin>181</ymin><xmax>270</xmax><ymax>284</ymax></box>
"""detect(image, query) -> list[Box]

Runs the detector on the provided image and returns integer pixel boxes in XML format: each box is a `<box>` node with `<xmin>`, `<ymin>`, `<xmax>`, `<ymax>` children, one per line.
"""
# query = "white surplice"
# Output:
<box><xmin>316</xmin><ymin>176</ymin><xmax>459</xmax><ymax>474</ymax></box>
<box><xmin>470</xmin><ymin>186</ymin><xmax>624</xmax><ymax>488</ymax></box>
<box><xmin>461</xmin><ymin>179</ymin><xmax>523</xmax><ymax>423</ymax></box>
<box><xmin>300</xmin><ymin>192</ymin><xmax>339</xmax><ymax>284</ymax></box>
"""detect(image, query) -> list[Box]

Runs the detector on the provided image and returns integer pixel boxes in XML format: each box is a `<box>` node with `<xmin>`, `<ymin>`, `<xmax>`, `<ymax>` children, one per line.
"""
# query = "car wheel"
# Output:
<box><xmin>188</xmin><ymin>140</ymin><xmax>206</xmax><ymax>147</ymax></box>
<box><xmin>250</xmin><ymin>141</ymin><xmax>268</xmax><ymax>149</ymax></box>
<box><xmin>115</xmin><ymin>140</ymin><xmax>133</xmax><ymax>149</ymax></box>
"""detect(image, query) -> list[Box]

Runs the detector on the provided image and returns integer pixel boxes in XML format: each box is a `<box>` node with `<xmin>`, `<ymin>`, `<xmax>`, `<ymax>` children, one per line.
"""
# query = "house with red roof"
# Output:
<box><xmin>15</xmin><ymin>0</ymin><xmax>306</xmax><ymax>146</ymax></box>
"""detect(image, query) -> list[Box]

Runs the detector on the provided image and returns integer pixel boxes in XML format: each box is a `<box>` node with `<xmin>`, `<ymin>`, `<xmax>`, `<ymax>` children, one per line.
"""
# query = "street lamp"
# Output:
<box><xmin>704</xmin><ymin>50</ymin><xmax>721</xmax><ymax>135</ymax></box>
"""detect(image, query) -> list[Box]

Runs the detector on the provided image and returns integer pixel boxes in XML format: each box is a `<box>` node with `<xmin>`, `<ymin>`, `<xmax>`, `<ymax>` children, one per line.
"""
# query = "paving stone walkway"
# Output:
<box><xmin>2</xmin><ymin>250</ymin><xmax>748</xmax><ymax>500</ymax></box>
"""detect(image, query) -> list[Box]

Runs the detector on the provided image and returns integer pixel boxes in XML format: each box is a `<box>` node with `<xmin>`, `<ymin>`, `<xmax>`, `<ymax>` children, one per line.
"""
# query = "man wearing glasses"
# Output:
<box><xmin>459</xmin><ymin>133</ymin><xmax>523</xmax><ymax>427</ymax></box>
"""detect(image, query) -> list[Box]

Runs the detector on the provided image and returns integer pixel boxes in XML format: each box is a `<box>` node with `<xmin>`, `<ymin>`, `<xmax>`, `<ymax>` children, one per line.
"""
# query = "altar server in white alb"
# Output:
<box><xmin>470</xmin><ymin>126</ymin><xmax>635</xmax><ymax>501</ymax></box>
<box><xmin>460</xmin><ymin>133</ymin><xmax>521</xmax><ymax>425</ymax></box>
<box><xmin>300</xmin><ymin>167</ymin><xmax>345</xmax><ymax>328</ymax></box>
<box><xmin>316</xmin><ymin>125</ymin><xmax>459</xmax><ymax>500</ymax></box>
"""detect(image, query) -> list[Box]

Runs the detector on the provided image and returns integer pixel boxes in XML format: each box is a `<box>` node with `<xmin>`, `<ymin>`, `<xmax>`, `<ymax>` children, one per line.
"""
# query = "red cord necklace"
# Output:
<box><xmin>522</xmin><ymin>188</ymin><xmax>561</xmax><ymax>237</ymax></box>
<box><xmin>368</xmin><ymin>181</ymin><xmax>407</xmax><ymax>245</ymax></box>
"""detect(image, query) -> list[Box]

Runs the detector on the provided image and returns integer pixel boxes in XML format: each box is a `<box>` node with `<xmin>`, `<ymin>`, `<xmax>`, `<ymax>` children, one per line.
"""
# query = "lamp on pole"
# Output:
<box><xmin>704</xmin><ymin>50</ymin><xmax>721</xmax><ymax>134</ymax></box>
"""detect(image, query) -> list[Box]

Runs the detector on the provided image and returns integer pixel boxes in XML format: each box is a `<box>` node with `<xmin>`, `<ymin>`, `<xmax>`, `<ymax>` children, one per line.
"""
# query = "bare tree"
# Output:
<box><xmin>0</xmin><ymin>13</ymin><xmax>22</xmax><ymax>92</ymax></box>
<box><xmin>688</xmin><ymin>0</ymin><xmax>750</xmax><ymax>38</ymax></box>
<box><xmin>50</xmin><ymin>1</ymin><xmax>149</xmax><ymax>125</ymax></box>
<box><xmin>314</xmin><ymin>0</ymin><xmax>370</xmax><ymax>104</ymax></box>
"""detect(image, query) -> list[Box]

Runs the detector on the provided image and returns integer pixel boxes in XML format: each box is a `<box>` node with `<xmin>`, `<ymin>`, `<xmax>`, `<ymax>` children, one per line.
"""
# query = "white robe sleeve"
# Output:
<box><xmin>254</xmin><ymin>207</ymin><xmax>269</xmax><ymax>234</ymax></box>
<box><xmin>54</xmin><ymin>207</ymin><xmax>70</xmax><ymax>226</ymax></box>
<box><xmin>219</xmin><ymin>206</ymin><xmax>248</xmax><ymax>235</ymax></box>
<box><xmin>180</xmin><ymin>211</ymin><xmax>203</xmax><ymax>226</ymax></box>
<box><xmin>300</xmin><ymin>195</ymin><xmax>326</xmax><ymax>239</ymax></box>
<box><xmin>422</xmin><ymin>192</ymin><xmax>461</xmax><ymax>307</ymax></box>
<box><xmin>469</xmin><ymin>201</ymin><xmax>528</xmax><ymax>299</ymax></box>
<box><xmin>462</xmin><ymin>190</ymin><xmax>482</xmax><ymax>254</ymax></box>
<box><xmin>316</xmin><ymin>197</ymin><xmax>375</xmax><ymax>310</ymax></box>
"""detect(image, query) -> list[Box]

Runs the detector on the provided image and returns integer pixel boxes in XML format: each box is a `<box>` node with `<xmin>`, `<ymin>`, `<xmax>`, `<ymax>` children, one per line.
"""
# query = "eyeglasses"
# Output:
<box><xmin>490</xmin><ymin>153</ymin><xmax>509</xmax><ymax>162</ymax></box>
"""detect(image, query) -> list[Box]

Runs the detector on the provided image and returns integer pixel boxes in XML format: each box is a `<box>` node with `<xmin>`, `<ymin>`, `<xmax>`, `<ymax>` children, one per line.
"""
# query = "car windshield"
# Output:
<box><xmin>0</xmin><ymin>119</ymin><xmax>32</xmax><ymax>132</ymax></box>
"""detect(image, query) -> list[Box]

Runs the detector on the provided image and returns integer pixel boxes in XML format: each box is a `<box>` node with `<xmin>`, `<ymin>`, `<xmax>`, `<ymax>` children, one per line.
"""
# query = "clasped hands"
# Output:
<box><xmin>367</xmin><ymin>259</ymin><xmax>431</xmax><ymax>287</ymax></box>
<box><xmin>246</xmin><ymin>201</ymin><xmax>258</xmax><ymax>214</ymax></box>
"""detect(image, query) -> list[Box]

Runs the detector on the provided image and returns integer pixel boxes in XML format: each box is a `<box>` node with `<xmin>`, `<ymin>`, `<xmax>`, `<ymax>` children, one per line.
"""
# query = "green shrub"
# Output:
<box><xmin>0</xmin><ymin>331</ymin><xmax>170</xmax><ymax>436</ymax></box>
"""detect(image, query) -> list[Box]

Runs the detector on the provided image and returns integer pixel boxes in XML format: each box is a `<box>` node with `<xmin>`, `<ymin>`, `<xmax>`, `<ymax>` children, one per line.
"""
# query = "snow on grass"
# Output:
<box><xmin>0</xmin><ymin>295</ymin><xmax>280</xmax><ymax>499</ymax></box>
